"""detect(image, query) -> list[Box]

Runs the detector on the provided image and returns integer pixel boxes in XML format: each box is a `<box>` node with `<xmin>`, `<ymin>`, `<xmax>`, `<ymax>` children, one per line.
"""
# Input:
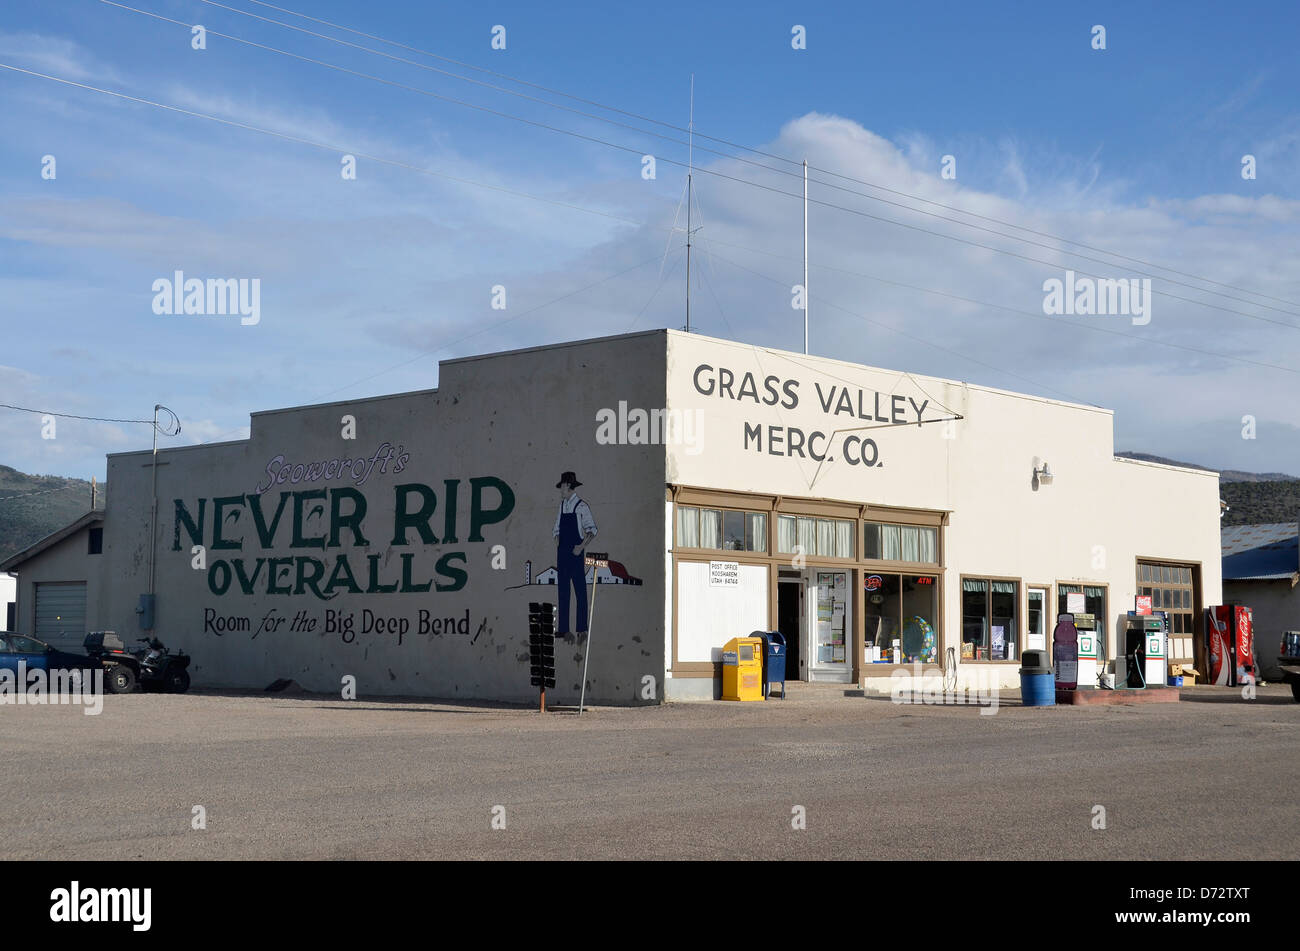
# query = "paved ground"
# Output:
<box><xmin>2</xmin><ymin>682</ymin><xmax>1297</xmax><ymax>860</ymax></box>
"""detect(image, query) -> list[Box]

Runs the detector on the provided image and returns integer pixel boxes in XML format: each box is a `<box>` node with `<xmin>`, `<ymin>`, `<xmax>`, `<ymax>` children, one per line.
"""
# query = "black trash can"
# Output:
<box><xmin>751</xmin><ymin>630</ymin><xmax>787</xmax><ymax>699</ymax></box>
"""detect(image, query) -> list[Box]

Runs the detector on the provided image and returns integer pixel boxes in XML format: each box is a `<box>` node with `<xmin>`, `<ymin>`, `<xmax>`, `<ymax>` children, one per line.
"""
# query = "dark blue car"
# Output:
<box><xmin>0</xmin><ymin>632</ymin><xmax>103</xmax><ymax>683</ymax></box>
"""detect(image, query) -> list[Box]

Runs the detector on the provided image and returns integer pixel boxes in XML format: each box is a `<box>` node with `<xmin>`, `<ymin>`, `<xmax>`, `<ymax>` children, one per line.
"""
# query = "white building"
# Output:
<box><xmin>1</xmin><ymin>571</ymin><xmax>16</xmax><ymax>630</ymax></box>
<box><xmin>0</xmin><ymin>331</ymin><xmax>1222</xmax><ymax>701</ymax></box>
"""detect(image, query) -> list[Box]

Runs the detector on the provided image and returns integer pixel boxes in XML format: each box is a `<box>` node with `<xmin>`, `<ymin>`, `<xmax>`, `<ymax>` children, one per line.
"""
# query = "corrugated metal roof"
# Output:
<box><xmin>1221</xmin><ymin>522</ymin><xmax>1298</xmax><ymax>582</ymax></box>
<box><xmin>1221</xmin><ymin>522</ymin><xmax>1297</xmax><ymax>556</ymax></box>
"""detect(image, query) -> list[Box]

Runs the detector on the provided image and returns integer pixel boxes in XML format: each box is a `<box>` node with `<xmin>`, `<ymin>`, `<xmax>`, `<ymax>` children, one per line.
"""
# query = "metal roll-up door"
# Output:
<box><xmin>34</xmin><ymin>582</ymin><xmax>87</xmax><ymax>650</ymax></box>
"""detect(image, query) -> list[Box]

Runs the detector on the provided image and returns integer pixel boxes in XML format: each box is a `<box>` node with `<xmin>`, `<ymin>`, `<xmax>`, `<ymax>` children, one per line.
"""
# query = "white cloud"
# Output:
<box><xmin>0</xmin><ymin>31</ymin><xmax>121</xmax><ymax>84</ymax></box>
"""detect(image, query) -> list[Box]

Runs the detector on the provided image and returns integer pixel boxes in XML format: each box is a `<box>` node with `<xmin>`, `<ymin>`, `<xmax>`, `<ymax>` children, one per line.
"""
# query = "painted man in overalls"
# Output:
<box><xmin>553</xmin><ymin>471</ymin><xmax>598</xmax><ymax>640</ymax></box>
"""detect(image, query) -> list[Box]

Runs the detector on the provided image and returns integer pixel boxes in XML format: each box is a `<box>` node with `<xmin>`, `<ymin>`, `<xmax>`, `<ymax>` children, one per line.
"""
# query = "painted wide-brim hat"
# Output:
<box><xmin>556</xmin><ymin>471</ymin><xmax>583</xmax><ymax>488</ymax></box>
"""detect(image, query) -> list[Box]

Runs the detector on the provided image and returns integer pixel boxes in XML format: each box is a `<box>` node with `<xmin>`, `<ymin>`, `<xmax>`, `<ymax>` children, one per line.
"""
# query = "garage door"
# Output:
<box><xmin>34</xmin><ymin>582</ymin><xmax>87</xmax><ymax>650</ymax></box>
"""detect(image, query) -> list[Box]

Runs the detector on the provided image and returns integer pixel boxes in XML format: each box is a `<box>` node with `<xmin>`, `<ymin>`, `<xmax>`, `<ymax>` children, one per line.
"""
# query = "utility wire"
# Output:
<box><xmin>0</xmin><ymin>402</ymin><xmax>156</xmax><ymax>424</ymax></box>
<box><xmin>0</xmin><ymin>484</ymin><xmax>87</xmax><ymax>504</ymax></box>
<box><xmin>703</xmin><ymin>237</ymin><xmax>1300</xmax><ymax>377</ymax></box>
<box><xmin>196</xmin><ymin>248</ymin><xmax>679</xmax><ymax>446</ymax></box>
<box><xmin>80</xmin><ymin>7</ymin><xmax>1300</xmax><ymax>330</ymax></box>
<box><xmin>312</xmin><ymin>249</ymin><xmax>678</xmax><ymax>401</ymax></box>
<box><xmin>0</xmin><ymin>63</ymin><xmax>640</xmax><ymax>227</ymax></box>
<box><xmin>184</xmin><ymin>0</ymin><xmax>1300</xmax><ymax>313</ymax></box>
<box><xmin>702</xmin><ymin>250</ymin><xmax>1111</xmax><ymax>407</ymax></box>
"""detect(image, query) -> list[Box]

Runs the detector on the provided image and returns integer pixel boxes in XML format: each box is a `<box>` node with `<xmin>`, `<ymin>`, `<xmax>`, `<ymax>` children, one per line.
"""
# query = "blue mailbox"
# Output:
<box><xmin>751</xmin><ymin>630</ymin><xmax>788</xmax><ymax>699</ymax></box>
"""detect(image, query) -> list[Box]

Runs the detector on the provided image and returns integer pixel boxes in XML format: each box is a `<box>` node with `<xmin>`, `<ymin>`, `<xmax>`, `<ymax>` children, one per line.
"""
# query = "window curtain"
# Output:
<box><xmin>796</xmin><ymin>517</ymin><xmax>816</xmax><ymax>555</ymax></box>
<box><xmin>747</xmin><ymin>513</ymin><xmax>768</xmax><ymax>552</ymax></box>
<box><xmin>777</xmin><ymin>515</ymin><xmax>797</xmax><ymax>553</ymax></box>
<box><xmin>900</xmin><ymin>526</ymin><xmax>920</xmax><ymax>562</ymax></box>
<box><xmin>676</xmin><ymin>507</ymin><xmax>698</xmax><ymax>548</ymax></box>
<box><xmin>833</xmin><ymin>520</ymin><xmax>853</xmax><ymax>558</ymax></box>
<box><xmin>699</xmin><ymin>509</ymin><xmax>722</xmax><ymax>549</ymax></box>
<box><xmin>816</xmin><ymin>518</ymin><xmax>834</xmax><ymax>556</ymax></box>
<box><xmin>881</xmin><ymin>524</ymin><xmax>901</xmax><ymax>560</ymax></box>
<box><xmin>917</xmin><ymin>527</ymin><xmax>937</xmax><ymax>563</ymax></box>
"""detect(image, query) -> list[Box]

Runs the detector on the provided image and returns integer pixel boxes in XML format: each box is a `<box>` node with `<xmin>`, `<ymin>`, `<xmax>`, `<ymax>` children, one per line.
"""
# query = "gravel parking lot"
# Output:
<box><xmin>2</xmin><ymin>682</ymin><xmax>1297</xmax><ymax>860</ymax></box>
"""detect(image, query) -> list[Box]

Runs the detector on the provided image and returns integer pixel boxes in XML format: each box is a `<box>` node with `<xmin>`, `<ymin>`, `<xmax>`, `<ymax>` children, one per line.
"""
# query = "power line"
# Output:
<box><xmin>183</xmin><ymin>0</ymin><xmax>1300</xmax><ymax>313</ymax></box>
<box><xmin>0</xmin><ymin>484</ymin><xmax>87</xmax><ymax>504</ymax></box>
<box><xmin>83</xmin><ymin>7</ymin><xmax>1300</xmax><ymax>331</ymax></box>
<box><xmin>702</xmin><ymin>237</ymin><xmax>1300</xmax><ymax>377</ymax></box>
<box><xmin>0</xmin><ymin>63</ymin><xmax>641</xmax><ymax>227</ymax></box>
<box><xmin>0</xmin><ymin>402</ymin><xmax>156</xmax><ymax>424</ymax></box>
<box><xmin>702</xmin><ymin>250</ymin><xmax>1126</xmax><ymax>407</ymax></box>
<box><xmin>197</xmin><ymin>248</ymin><xmax>680</xmax><ymax>445</ymax></box>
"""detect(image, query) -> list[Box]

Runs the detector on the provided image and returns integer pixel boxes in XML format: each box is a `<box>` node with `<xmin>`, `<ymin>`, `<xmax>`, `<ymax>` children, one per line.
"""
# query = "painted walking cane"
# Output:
<box><xmin>578</xmin><ymin>552</ymin><xmax>609</xmax><ymax>716</ymax></box>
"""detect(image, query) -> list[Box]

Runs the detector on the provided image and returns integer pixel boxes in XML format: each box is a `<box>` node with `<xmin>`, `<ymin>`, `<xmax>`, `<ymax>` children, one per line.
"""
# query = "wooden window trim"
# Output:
<box><xmin>959</xmin><ymin>574</ymin><xmax>1022</xmax><ymax>663</ymax></box>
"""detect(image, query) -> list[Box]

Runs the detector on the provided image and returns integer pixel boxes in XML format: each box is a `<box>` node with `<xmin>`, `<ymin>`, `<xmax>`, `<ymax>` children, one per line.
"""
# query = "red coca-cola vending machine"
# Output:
<box><xmin>1205</xmin><ymin>606</ymin><xmax>1255</xmax><ymax>686</ymax></box>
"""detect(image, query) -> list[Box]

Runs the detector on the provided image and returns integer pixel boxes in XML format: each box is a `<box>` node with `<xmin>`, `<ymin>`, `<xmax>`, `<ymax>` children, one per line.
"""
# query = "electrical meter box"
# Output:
<box><xmin>721</xmin><ymin>636</ymin><xmax>764</xmax><ymax>701</ymax></box>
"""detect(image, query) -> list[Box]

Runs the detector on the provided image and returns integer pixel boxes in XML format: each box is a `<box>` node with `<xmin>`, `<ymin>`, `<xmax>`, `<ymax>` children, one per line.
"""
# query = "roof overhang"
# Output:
<box><xmin>0</xmin><ymin>511</ymin><xmax>104</xmax><ymax>572</ymax></box>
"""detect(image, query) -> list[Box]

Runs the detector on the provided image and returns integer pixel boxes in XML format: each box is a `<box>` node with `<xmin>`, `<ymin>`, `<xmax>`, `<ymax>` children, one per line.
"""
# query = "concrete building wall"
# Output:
<box><xmin>8</xmin><ymin>526</ymin><xmax>108</xmax><ymax>647</ymax></box>
<box><xmin>1</xmin><ymin>573</ymin><xmax>14</xmax><ymax>628</ymax></box>
<box><xmin>103</xmin><ymin>332</ymin><xmax>668</xmax><ymax>703</ymax></box>
<box><xmin>664</xmin><ymin>332</ymin><xmax>1223</xmax><ymax>688</ymax></box>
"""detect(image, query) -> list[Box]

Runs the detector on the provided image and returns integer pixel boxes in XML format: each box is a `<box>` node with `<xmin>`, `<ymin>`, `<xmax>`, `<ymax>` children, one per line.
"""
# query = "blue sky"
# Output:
<box><xmin>2</xmin><ymin>0</ymin><xmax>1299</xmax><ymax>483</ymax></box>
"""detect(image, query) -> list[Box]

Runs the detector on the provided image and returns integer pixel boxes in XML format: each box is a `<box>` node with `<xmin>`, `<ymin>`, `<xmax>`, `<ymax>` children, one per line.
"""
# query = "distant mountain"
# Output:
<box><xmin>0</xmin><ymin>465</ymin><xmax>104</xmax><ymax>565</ymax></box>
<box><xmin>1115</xmin><ymin>452</ymin><xmax>1297</xmax><ymax>484</ymax></box>
<box><xmin>1219</xmin><ymin>482</ymin><xmax>1300</xmax><ymax>527</ymax></box>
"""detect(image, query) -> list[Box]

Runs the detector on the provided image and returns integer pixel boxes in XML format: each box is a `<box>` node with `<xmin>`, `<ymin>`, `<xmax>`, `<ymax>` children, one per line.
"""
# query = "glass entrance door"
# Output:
<box><xmin>1027</xmin><ymin>587</ymin><xmax>1048</xmax><ymax>654</ymax></box>
<box><xmin>807</xmin><ymin>569</ymin><xmax>851</xmax><ymax>682</ymax></box>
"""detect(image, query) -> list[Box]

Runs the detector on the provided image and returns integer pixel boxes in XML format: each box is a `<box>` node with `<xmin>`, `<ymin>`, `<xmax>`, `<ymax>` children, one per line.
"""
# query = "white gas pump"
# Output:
<box><xmin>1144</xmin><ymin>612</ymin><xmax>1168</xmax><ymax>687</ymax></box>
<box><xmin>1074</xmin><ymin>613</ymin><xmax>1098</xmax><ymax>688</ymax></box>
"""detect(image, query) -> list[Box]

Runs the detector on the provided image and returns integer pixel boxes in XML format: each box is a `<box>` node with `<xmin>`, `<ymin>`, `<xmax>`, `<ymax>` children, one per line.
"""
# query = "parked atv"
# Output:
<box><xmin>136</xmin><ymin>636</ymin><xmax>191</xmax><ymax>694</ymax></box>
<box><xmin>84</xmin><ymin>631</ymin><xmax>140</xmax><ymax>694</ymax></box>
<box><xmin>83</xmin><ymin>631</ymin><xmax>191</xmax><ymax>694</ymax></box>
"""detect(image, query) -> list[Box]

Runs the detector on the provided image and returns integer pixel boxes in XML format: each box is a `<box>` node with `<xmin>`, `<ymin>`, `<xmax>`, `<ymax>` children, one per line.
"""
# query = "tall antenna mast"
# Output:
<box><xmin>803</xmin><ymin>159</ymin><xmax>809</xmax><ymax>354</ymax></box>
<box><xmin>685</xmin><ymin>74</ymin><xmax>694</xmax><ymax>333</ymax></box>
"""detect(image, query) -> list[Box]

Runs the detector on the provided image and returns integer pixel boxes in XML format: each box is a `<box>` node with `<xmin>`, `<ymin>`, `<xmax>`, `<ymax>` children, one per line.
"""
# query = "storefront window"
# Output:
<box><xmin>1058</xmin><ymin>584</ymin><xmax>1108</xmax><ymax>645</ymax></box>
<box><xmin>864</xmin><ymin>574</ymin><xmax>901</xmax><ymax>659</ymax></box>
<box><xmin>864</xmin><ymin>573</ymin><xmax>938</xmax><ymax>663</ymax></box>
<box><xmin>962</xmin><ymin>578</ymin><xmax>1019</xmax><ymax>661</ymax></box>
<box><xmin>676</xmin><ymin>505</ymin><xmax>767</xmax><ymax>552</ymax></box>
<box><xmin>865</xmin><ymin>522</ymin><xmax>937</xmax><ymax>563</ymax></box>
<box><xmin>777</xmin><ymin>515</ymin><xmax>854</xmax><ymax>558</ymax></box>
<box><xmin>723</xmin><ymin>510</ymin><xmax>745</xmax><ymax>551</ymax></box>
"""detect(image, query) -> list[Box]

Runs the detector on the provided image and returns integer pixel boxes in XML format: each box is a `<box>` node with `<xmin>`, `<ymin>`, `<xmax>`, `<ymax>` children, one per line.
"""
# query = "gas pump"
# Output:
<box><xmin>1145</xmin><ymin>612</ymin><xmax>1169</xmax><ymax>686</ymax></box>
<box><xmin>1074</xmin><ymin>613</ymin><xmax>1098</xmax><ymax>688</ymax></box>
<box><xmin>1117</xmin><ymin>613</ymin><xmax>1166</xmax><ymax>688</ymax></box>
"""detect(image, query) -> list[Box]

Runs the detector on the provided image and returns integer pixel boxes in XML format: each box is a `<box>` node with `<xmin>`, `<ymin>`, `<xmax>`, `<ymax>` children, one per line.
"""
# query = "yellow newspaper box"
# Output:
<box><xmin>722</xmin><ymin>636</ymin><xmax>764</xmax><ymax>701</ymax></box>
